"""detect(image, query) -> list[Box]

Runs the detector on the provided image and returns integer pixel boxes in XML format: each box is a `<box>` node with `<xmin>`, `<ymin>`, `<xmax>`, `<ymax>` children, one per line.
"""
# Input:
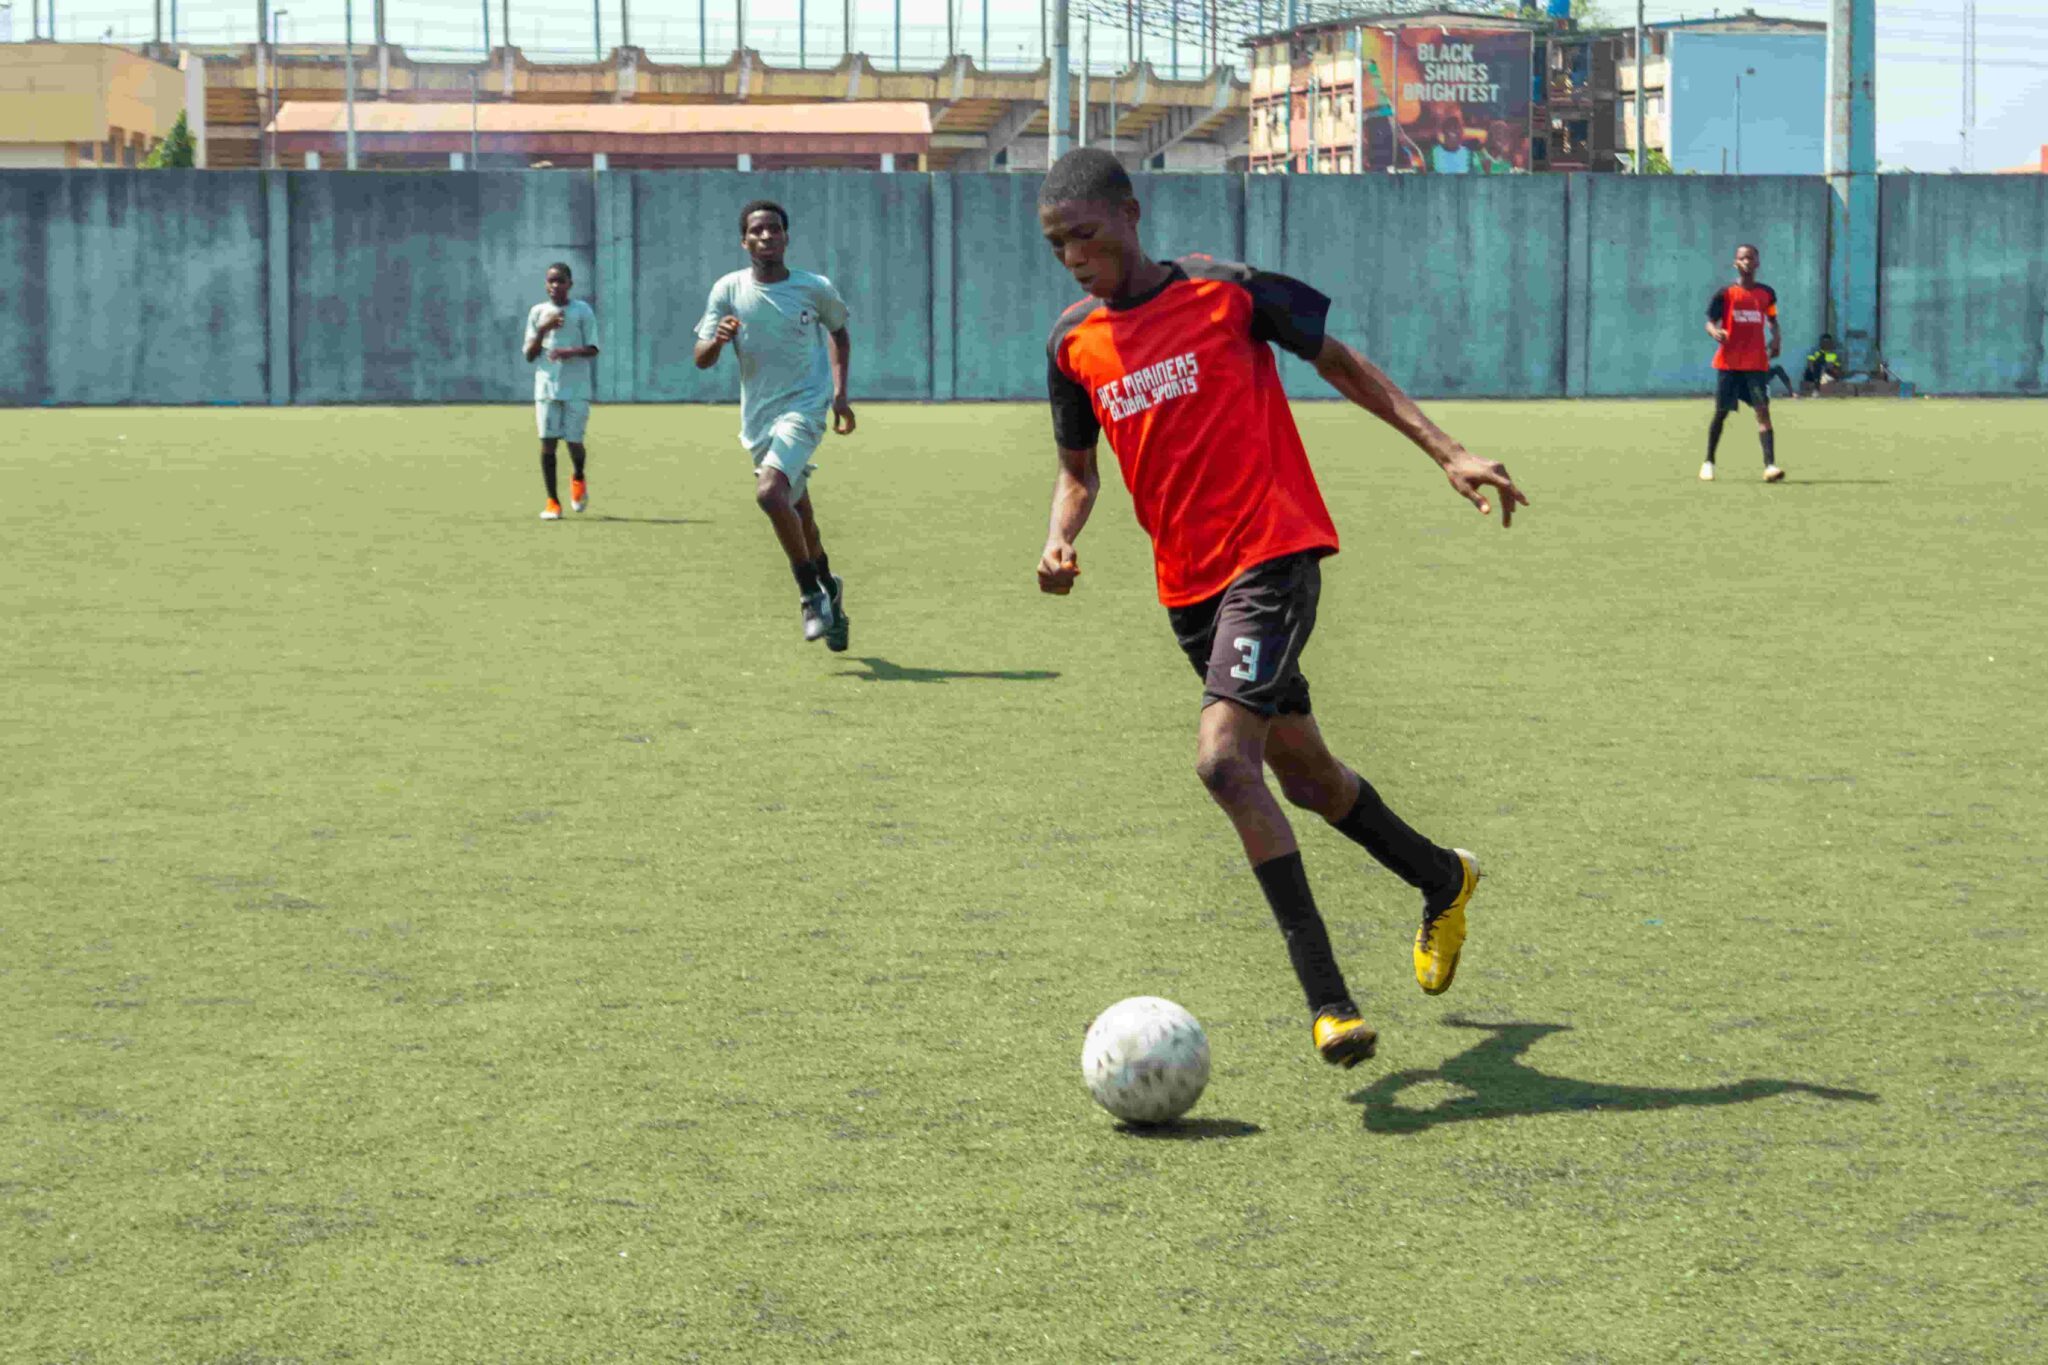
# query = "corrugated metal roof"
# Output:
<box><xmin>271</xmin><ymin>100</ymin><xmax>933</xmax><ymax>135</ymax></box>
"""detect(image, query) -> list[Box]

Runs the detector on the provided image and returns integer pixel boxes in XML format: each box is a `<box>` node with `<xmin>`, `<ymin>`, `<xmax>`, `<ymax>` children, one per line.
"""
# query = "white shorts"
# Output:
<box><xmin>746</xmin><ymin>412</ymin><xmax>826</xmax><ymax>504</ymax></box>
<box><xmin>536</xmin><ymin>398</ymin><xmax>591</xmax><ymax>442</ymax></box>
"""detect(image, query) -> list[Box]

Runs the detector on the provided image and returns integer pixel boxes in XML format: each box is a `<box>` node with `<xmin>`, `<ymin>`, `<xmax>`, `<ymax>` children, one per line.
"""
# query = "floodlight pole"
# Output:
<box><xmin>1826</xmin><ymin>0</ymin><xmax>1877</xmax><ymax>373</ymax></box>
<box><xmin>481</xmin><ymin>0</ymin><xmax>489</xmax><ymax>55</ymax></box>
<box><xmin>1079</xmin><ymin>11</ymin><xmax>1089</xmax><ymax>148</ymax></box>
<box><xmin>892</xmin><ymin>0</ymin><xmax>900</xmax><ymax>69</ymax></box>
<box><xmin>345</xmin><ymin>0</ymin><xmax>357</xmax><ymax>168</ymax></box>
<box><xmin>799</xmin><ymin>0</ymin><xmax>806</xmax><ymax>66</ymax></box>
<box><xmin>592</xmin><ymin>0</ymin><xmax>600</xmax><ymax>58</ymax></box>
<box><xmin>1048</xmin><ymin>0</ymin><xmax>1070</xmax><ymax>161</ymax></box>
<box><xmin>620</xmin><ymin>0</ymin><xmax>629</xmax><ymax>50</ymax></box>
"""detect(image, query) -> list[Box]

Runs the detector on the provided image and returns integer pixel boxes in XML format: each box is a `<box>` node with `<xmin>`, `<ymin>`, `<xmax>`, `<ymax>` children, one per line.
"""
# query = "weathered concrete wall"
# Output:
<box><xmin>2</xmin><ymin>169</ymin><xmax>2042</xmax><ymax>405</ymax></box>
<box><xmin>0</xmin><ymin>171</ymin><xmax>268</xmax><ymax>405</ymax></box>
<box><xmin>288</xmin><ymin>172</ymin><xmax>597</xmax><ymax>404</ymax></box>
<box><xmin>1881</xmin><ymin>176</ymin><xmax>2048</xmax><ymax>395</ymax></box>
<box><xmin>1578</xmin><ymin>175</ymin><xmax>1831</xmax><ymax>396</ymax></box>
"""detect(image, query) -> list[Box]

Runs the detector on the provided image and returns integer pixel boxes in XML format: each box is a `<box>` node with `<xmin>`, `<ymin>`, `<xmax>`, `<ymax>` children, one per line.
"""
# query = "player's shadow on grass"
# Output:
<box><xmin>1349</xmin><ymin>1019</ymin><xmax>1877</xmax><ymax>1136</ymax></box>
<box><xmin>1117</xmin><ymin>1118</ymin><xmax>1262</xmax><ymax>1141</ymax></box>
<box><xmin>837</xmin><ymin>657</ymin><xmax>1061</xmax><ymax>685</ymax></box>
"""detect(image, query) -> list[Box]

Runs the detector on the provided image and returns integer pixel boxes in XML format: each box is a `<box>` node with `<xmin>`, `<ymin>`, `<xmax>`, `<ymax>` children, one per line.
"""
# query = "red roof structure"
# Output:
<box><xmin>270</xmin><ymin>100</ymin><xmax>933</xmax><ymax>169</ymax></box>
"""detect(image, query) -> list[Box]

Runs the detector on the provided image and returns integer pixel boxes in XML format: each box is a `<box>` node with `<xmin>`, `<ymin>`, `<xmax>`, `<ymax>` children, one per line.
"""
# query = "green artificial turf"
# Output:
<box><xmin>4</xmin><ymin>399</ymin><xmax>2043</xmax><ymax>1363</ymax></box>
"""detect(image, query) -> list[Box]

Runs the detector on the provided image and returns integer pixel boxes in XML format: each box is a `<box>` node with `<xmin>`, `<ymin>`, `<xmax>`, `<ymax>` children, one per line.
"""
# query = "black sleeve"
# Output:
<box><xmin>1243</xmin><ymin>270</ymin><xmax>1331</xmax><ymax>361</ymax></box>
<box><xmin>1047</xmin><ymin>351</ymin><xmax>1101</xmax><ymax>450</ymax></box>
<box><xmin>1705</xmin><ymin>288</ymin><xmax>1728</xmax><ymax>323</ymax></box>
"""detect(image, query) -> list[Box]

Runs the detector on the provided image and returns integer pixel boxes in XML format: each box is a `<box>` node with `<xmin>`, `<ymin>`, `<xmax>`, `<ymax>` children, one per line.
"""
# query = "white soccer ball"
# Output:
<box><xmin>1081</xmin><ymin>996</ymin><xmax>1211</xmax><ymax>1126</ymax></box>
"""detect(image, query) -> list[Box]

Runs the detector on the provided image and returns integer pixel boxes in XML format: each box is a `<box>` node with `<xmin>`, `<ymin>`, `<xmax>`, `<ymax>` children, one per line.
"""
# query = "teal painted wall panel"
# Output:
<box><xmin>1275</xmin><ymin>175</ymin><xmax>1570</xmax><ymax>400</ymax></box>
<box><xmin>5</xmin><ymin>170</ymin><xmax>2045</xmax><ymax>403</ymax></box>
<box><xmin>0</xmin><ymin>170</ymin><xmax>268</xmax><ymax>406</ymax></box>
<box><xmin>288</xmin><ymin>172</ymin><xmax>596</xmax><ymax>404</ymax></box>
<box><xmin>1881</xmin><ymin>176</ymin><xmax>2048</xmax><ymax>395</ymax></box>
<box><xmin>1580</xmin><ymin>175</ymin><xmax>1830</xmax><ymax>396</ymax></box>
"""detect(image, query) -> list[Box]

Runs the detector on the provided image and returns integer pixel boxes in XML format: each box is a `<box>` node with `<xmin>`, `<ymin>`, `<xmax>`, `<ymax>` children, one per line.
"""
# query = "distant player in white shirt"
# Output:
<box><xmin>694</xmin><ymin>200</ymin><xmax>857</xmax><ymax>651</ymax></box>
<box><xmin>523</xmin><ymin>262</ymin><xmax>600</xmax><ymax>520</ymax></box>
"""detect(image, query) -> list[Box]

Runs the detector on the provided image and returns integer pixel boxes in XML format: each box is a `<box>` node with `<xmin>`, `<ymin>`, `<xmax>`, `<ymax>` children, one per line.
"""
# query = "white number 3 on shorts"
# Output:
<box><xmin>1230</xmin><ymin>636</ymin><xmax>1262</xmax><ymax>682</ymax></box>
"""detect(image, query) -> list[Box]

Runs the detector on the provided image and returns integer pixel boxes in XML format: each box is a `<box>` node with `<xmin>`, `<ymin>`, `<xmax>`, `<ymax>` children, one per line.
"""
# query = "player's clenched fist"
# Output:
<box><xmin>1037</xmin><ymin>541</ymin><xmax>1081</xmax><ymax>595</ymax></box>
<box><xmin>714</xmin><ymin>315</ymin><xmax>742</xmax><ymax>344</ymax></box>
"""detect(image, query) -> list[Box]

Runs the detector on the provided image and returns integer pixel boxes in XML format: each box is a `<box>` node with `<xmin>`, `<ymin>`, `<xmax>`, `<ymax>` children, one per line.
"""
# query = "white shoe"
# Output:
<box><xmin>1699</xmin><ymin>462</ymin><xmax>1716</xmax><ymax>482</ymax></box>
<box><xmin>799</xmin><ymin>588</ymin><xmax>834</xmax><ymax>643</ymax></box>
<box><xmin>1763</xmin><ymin>464</ymin><xmax>1785</xmax><ymax>483</ymax></box>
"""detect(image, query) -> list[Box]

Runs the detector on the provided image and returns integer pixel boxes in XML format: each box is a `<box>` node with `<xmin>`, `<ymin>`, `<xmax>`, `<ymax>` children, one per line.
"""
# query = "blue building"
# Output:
<box><xmin>1617</xmin><ymin>13</ymin><xmax>1827</xmax><ymax>175</ymax></box>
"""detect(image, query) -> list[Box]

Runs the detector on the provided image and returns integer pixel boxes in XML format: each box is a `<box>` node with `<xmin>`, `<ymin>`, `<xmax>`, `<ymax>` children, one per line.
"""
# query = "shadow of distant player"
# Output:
<box><xmin>1350</xmin><ymin>1019</ymin><xmax>1877</xmax><ymax>1136</ymax></box>
<box><xmin>837</xmin><ymin>657</ymin><xmax>1060</xmax><ymax>685</ymax></box>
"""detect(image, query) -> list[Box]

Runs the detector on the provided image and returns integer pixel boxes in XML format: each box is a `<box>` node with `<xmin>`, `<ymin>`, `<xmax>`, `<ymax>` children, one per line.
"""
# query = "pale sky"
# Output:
<box><xmin>15</xmin><ymin>0</ymin><xmax>2044</xmax><ymax>171</ymax></box>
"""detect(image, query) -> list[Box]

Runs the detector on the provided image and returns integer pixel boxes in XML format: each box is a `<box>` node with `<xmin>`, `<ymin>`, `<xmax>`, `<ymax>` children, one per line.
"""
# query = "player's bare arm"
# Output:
<box><xmin>829</xmin><ymin>326</ymin><xmax>856</xmax><ymax>434</ymax></box>
<box><xmin>1310</xmin><ymin>336</ymin><xmax>1528</xmax><ymax>527</ymax></box>
<box><xmin>1038</xmin><ymin>443</ymin><xmax>1099</xmax><ymax>594</ymax></box>
<box><xmin>1706</xmin><ymin>320</ymin><xmax>1730</xmax><ymax>344</ymax></box>
<box><xmin>1767</xmin><ymin>316</ymin><xmax>1782</xmax><ymax>360</ymax></box>
<box><xmin>548</xmin><ymin>335</ymin><xmax>599</xmax><ymax>363</ymax></box>
<box><xmin>693</xmin><ymin>315</ymin><xmax>741</xmax><ymax>369</ymax></box>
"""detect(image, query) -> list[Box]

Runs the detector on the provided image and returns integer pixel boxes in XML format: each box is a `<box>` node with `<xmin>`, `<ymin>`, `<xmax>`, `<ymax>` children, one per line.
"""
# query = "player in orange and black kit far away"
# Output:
<box><xmin>1704</xmin><ymin>243</ymin><xmax>1786</xmax><ymax>483</ymax></box>
<box><xmin>1033</xmin><ymin>149</ymin><xmax>1529</xmax><ymax>1071</ymax></box>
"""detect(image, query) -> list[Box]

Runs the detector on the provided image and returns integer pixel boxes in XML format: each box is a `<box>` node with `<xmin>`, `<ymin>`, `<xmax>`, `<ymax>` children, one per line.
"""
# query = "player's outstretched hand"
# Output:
<box><xmin>1037</xmin><ymin>541</ymin><xmax>1081</xmax><ymax>595</ymax></box>
<box><xmin>833</xmin><ymin>397</ymin><xmax>857</xmax><ymax>435</ymax></box>
<box><xmin>1442</xmin><ymin>447</ymin><xmax>1529</xmax><ymax>529</ymax></box>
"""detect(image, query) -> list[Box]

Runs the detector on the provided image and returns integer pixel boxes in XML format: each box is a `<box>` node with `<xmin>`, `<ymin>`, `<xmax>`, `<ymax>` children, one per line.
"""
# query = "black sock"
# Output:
<box><xmin>1761</xmin><ymin>429</ymin><xmax>1777</xmax><ymax>466</ymax></box>
<box><xmin>540</xmin><ymin>449</ymin><xmax>558</xmax><ymax>500</ymax></box>
<box><xmin>1250</xmin><ymin>851</ymin><xmax>1352</xmax><ymax>1015</ymax></box>
<box><xmin>1331</xmin><ymin>779</ymin><xmax>1463</xmax><ymax>908</ymax></box>
<box><xmin>792</xmin><ymin>561</ymin><xmax>822</xmax><ymax>596</ymax></box>
<box><xmin>1706</xmin><ymin>420</ymin><xmax>1724</xmax><ymax>462</ymax></box>
<box><xmin>569</xmin><ymin>445</ymin><xmax>587</xmax><ymax>480</ymax></box>
<box><xmin>813</xmin><ymin>552</ymin><xmax>832</xmax><ymax>584</ymax></box>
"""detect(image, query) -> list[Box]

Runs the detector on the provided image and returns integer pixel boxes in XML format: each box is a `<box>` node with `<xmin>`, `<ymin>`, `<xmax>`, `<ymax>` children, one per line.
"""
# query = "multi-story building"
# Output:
<box><xmin>0</xmin><ymin>43</ymin><xmax>186</xmax><ymax>167</ymax></box>
<box><xmin>1616</xmin><ymin>13</ymin><xmax>1827</xmax><ymax>174</ymax></box>
<box><xmin>1251</xmin><ymin>6</ymin><xmax>1822</xmax><ymax>176</ymax></box>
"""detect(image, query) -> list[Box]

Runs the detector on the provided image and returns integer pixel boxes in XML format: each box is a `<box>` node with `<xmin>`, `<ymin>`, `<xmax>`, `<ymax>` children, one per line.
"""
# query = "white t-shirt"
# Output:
<box><xmin>525</xmin><ymin>298</ymin><xmax>599</xmax><ymax>401</ymax></box>
<box><xmin>695</xmin><ymin>269</ymin><xmax>850</xmax><ymax>447</ymax></box>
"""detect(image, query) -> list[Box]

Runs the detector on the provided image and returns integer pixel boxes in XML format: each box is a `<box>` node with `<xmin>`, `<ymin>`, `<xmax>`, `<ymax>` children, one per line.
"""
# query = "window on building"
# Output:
<box><xmin>78</xmin><ymin>142</ymin><xmax>95</xmax><ymax>164</ymax></box>
<box><xmin>122</xmin><ymin>141</ymin><xmax>139</xmax><ymax>167</ymax></box>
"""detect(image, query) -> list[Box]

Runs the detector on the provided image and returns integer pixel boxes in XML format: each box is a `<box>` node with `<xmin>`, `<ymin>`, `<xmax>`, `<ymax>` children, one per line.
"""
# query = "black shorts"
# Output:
<box><xmin>1715</xmin><ymin>370</ymin><xmax>1772</xmax><ymax>414</ymax></box>
<box><xmin>1167</xmin><ymin>551</ymin><xmax>1324</xmax><ymax>717</ymax></box>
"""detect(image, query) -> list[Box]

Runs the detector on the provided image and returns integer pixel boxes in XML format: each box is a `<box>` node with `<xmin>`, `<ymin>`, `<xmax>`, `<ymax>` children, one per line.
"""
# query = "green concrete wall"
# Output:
<box><xmin>1</xmin><ymin>169</ymin><xmax>2039</xmax><ymax>407</ymax></box>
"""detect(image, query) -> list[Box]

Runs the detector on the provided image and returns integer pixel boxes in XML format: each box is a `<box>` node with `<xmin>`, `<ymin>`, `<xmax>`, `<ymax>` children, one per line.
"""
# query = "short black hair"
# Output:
<box><xmin>740</xmin><ymin>199</ymin><xmax>789</xmax><ymax>234</ymax></box>
<box><xmin>1819</xmin><ymin>332</ymin><xmax>1836</xmax><ymax>343</ymax></box>
<box><xmin>1736</xmin><ymin>242</ymin><xmax>1761</xmax><ymax>255</ymax></box>
<box><xmin>546</xmin><ymin>261</ymin><xmax>572</xmax><ymax>280</ymax></box>
<box><xmin>1039</xmin><ymin>148</ymin><xmax>1132</xmax><ymax>207</ymax></box>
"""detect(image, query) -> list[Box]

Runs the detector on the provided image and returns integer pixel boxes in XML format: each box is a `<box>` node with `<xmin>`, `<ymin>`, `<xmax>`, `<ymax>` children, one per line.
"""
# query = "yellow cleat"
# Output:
<box><xmin>1415</xmin><ymin>849</ymin><xmax>1479</xmax><ymax>996</ymax></box>
<box><xmin>1313</xmin><ymin>1004</ymin><xmax>1378</xmax><ymax>1070</ymax></box>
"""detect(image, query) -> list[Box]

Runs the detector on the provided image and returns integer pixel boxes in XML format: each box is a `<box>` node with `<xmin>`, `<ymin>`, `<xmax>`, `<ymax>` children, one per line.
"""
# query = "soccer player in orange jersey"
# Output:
<box><xmin>1033</xmin><ymin>149</ymin><xmax>1528</xmax><ymax>1070</ymax></box>
<box><xmin>1703</xmin><ymin>243</ymin><xmax>1785</xmax><ymax>483</ymax></box>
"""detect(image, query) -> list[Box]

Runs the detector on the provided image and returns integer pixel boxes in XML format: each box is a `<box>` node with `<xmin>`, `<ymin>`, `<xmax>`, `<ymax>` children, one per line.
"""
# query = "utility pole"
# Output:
<box><xmin>1961</xmin><ymin>0</ymin><xmax>1976</xmax><ymax>171</ymax></box>
<box><xmin>1049</xmin><ymin>0</ymin><xmax>1070</xmax><ymax>162</ymax></box>
<box><xmin>481</xmin><ymin>0</ymin><xmax>489</xmax><ymax>55</ymax></box>
<box><xmin>620</xmin><ymin>0</ymin><xmax>629</xmax><ymax>49</ymax></box>
<box><xmin>1079</xmin><ymin>11</ymin><xmax>1089</xmax><ymax>148</ymax></box>
<box><xmin>344</xmin><ymin>0</ymin><xmax>357</xmax><ymax>168</ymax></box>
<box><xmin>1634</xmin><ymin>0</ymin><xmax>1646</xmax><ymax>172</ymax></box>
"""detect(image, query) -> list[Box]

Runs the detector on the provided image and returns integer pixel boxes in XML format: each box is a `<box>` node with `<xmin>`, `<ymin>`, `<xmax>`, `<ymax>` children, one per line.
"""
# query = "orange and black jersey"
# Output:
<box><xmin>1047</xmin><ymin>257</ymin><xmax>1342</xmax><ymax>608</ymax></box>
<box><xmin>1707</xmin><ymin>282</ymin><xmax>1778</xmax><ymax>373</ymax></box>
